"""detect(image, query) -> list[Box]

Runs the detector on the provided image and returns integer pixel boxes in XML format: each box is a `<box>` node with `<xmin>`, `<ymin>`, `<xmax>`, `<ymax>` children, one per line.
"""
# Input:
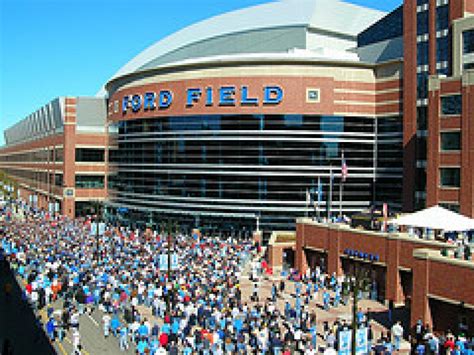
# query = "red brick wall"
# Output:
<box><xmin>460</xmin><ymin>83</ymin><xmax>474</xmax><ymax>217</ymax></box>
<box><xmin>428</xmin><ymin>261</ymin><xmax>474</xmax><ymax>305</ymax></box>
<box><xmin>403</xmin><ymin>0</ymin><xmax>418</xmax><ymax>212</ymax></box>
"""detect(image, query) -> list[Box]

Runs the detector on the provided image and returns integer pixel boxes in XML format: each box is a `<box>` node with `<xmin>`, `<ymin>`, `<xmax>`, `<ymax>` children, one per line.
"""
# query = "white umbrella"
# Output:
<box><xmin>389</xmin><ymin>205</ymin><xmax>474</xmax><ymax>232</ymax></box>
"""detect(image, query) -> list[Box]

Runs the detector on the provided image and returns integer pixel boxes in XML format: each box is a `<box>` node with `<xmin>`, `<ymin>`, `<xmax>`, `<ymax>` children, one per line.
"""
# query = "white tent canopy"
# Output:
<box><xmin>388</xmin><ymin>205</ymin><xmax>474</xmax><ymax>232</ymax></box>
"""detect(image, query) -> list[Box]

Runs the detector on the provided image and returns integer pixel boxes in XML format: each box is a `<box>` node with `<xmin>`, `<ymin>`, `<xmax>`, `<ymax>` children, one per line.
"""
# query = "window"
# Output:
<box><xmin>417</xmin><ymin>106</ymin><xmax>428</xmax><ymax>130</ymax></box>
<box><xmin>463</xmin><ymin>29</ymin><xmax>474</xmax><ymax>55</ymax></box>
<box><xmin>436</xmin><ymin>36</ymin><xmax>450</xmax><ymax>63</ymax></box>
<box><xmin>441</xmin><ymin>95</ymin><xmax>462</xmax><ymax>115</ymax></box>
<box><xmin>440</xmin><ymin>132</ymin><xmax>461</xmax><ymax>151</ymax></box>
<box><xmin>440</xmin><ymin>168</ymin><xmax>460</xmax><ymax>188</ymax></box>
<box><xmin>75</xmin><ymin>175</ymin><xmax>104</xmax><ymax>189</ymax></box>
<box><xmin>417</xmin><ymin>42</ymin><xmax>429</xmax><ymax>67</ymax></box>
<box><xmin>76</xmin><ymin>148</ymin><xmax>105</xmax><ymax>162</ymax></box>
<box><xmin>417</xmin><ymin>10</ymin><xmax>429</xmax><ymax>35</ymax></box>
<box><xmin>417</xmin><ymin>74</ymin><xmax>428</xmax><ymax>99</ymax></box>
<box><xmin>435</xmin><ymin>5</ymin><xmax>449</xmax><ymax>31</ymax></box>
<box><xmin>439</xmin><ymin>202</ymin><xmax>460</xmax><ymax>213</ymax></box>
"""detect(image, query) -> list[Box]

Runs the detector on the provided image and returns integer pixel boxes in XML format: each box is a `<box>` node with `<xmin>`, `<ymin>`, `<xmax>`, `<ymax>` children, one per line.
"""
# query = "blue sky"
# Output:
<box><xmin>0</xmin><ymin>0</ymin><xmax>401</xmax><ymax>145</ymax></box>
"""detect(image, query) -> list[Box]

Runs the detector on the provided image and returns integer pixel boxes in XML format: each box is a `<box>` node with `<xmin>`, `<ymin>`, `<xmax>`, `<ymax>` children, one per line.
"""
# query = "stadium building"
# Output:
<box><xmin>0</xmin><ymin>0</ymin><xmax>473</xmax><ymax>235</ymax></box>
<box><xmin>105</xmin><ymin>0</ymin><xmax>404</xmax><ymax>234</ymax></box>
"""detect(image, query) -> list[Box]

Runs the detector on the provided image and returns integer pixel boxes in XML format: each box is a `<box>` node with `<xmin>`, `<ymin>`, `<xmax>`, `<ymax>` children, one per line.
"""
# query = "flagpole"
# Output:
<box><xmin>339</xmin><ymin>178</ymin><xmax>343</xmax><ymax>219</ymax></box>
<box><xmin>328</xmin><ymin>164</ymin><xmax>333</xmax><ymax>222</ymax></box>
<box><xmin>339</xmin><ymin>151</ymin><xmax>343</xmax><ymax>219</ymax></box>
<box><xmin>317</xmin><ymin>176</ymin><xmax>321</xmax><ymax>222</ymax></box>
<box><xmin>305</xmin><ymin>188</ymin><xmax>309</xmax><ymax>218</ymax></box>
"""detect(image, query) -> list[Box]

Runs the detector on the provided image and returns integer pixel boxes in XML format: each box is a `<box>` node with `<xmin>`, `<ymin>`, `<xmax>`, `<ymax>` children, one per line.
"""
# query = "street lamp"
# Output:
<box><xmin>93</xmin><ymin>200</ymin><xmax>103</xmax><ymax>263</ymax></box>
<box><xmin>161</xmin><ymin>219</ymin><xmax>178</xmax><ymax>315</ymax></box>
<box><xmin>344</xmin><ymin>256</ymin><xmax>371</xmax><ymax>355</ymax></box>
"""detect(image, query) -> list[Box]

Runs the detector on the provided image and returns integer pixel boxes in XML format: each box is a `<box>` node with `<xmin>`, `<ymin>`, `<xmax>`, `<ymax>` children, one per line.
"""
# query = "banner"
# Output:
<box><xmin>356</xmin><ymin>327</ymin><xmax>369</xmax><ymax>355</ymax></box>
<box><xmin>338</xmin><ymin>329</ymin><xmax>352</xmax><ymax>355</ymax></box>
<box><xmin>159</xmin><ymin>253</ymin><xmax>179</xmax><ymax>271</ymax></box>
<box><xmin>90</xmin><ymin>222</ymin><xmax>106</xmax><ymax>236</ymax></box>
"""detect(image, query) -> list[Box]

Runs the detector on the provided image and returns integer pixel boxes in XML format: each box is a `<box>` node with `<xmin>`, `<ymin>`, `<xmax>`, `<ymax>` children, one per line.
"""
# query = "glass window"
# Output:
<box><xmin>357</xmin><ymin>6</ymin><xmax>403</xmax><ymax>47</ymax></box>
<box><xmin>441</xmin><ymin>95</ymin><xmax>462</xmax><ymax>115</ymax></box>
<box><xmin>417</xmin><ymin>106</ymin><xmax>428</xmax><ymax>130</ymax></box>
<box><xmin>463</xmin><ymin>29</ymin><xmax>474</xmax><ymax>54</ymax></box>
<box><xmin>417</xmin><ymin>74</ymin><xmax>428</xmax><ymax>98</ymax></box>
<box><xmin>76</xmin><ymin>148</ymin><xmax>105</xmax><ymax>162</ymax></box>
<box><xmin>440</xmin><ymin>132</ymin><xmax>461</xmax><ymax>151</ymax></box>
<box><xmin>417</xmin><ymin>11</ymin><xmax>429</xmax><ymax>35</ymax></box>
<box><xmin>440</xmin><ymin>168</ymin><xmax>460</xmax><ymax>188</ymax></box>
<box><xmin>417</xmin><ymin>42</ymin><xmax>429</xmax><ymax>66</ymax></box>
<box><xmin>439</xmin><ymin>203</ymin><xmax>460</xmax><ymax>213</ymax></box>
<box><xmin>436</xmin><ymin>5</ymin><xmax>449</xmax><ymax>31</ymax></box>
<box><xmin>436</xmin><ymin>36</ymin><xmax>450</xmax><ymax>63</ymax></box>
<box><xmin>75</xmin><ymin>175</ymin><xmax>105</xmax><ymax>189</ymax></box>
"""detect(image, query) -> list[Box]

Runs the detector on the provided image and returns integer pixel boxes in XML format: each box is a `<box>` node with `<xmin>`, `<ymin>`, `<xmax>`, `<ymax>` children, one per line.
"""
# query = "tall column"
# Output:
<box><xmin>295</xmin><ymin>221</ymin><xmax>308</xmax><ymax>274</ymax></box>
<box><xmin>460</xmin><ymin>73</ymin><xmax>474</xmax><ymax>217</ymax></box>
<box><xmin>62</xmin><ymin>97</ymin><xmax>77</xmax><ymax>218</ymax></box>
<box><xmin>403</xmin><ymin>0</ymin><xmax>418</xmax><ymax>212</ymax></box>
<box><xmin>411</xmin><ymin>250</ymin><xmax>433</xmax><ymax>328</ymax></box>
<box><xmin>386</xmin><ymin>236</ymin><xmax>404</xmax><ymax>304</ymax></box>
<box><xmin>327</xmin><ymin>226</ymin><xmax>342</xmax><ymax>277</ymax></box>
<box><xmin>426</xmin><ymin>77</ymin><xmax>441</xmax><ymax>207</ymax></box>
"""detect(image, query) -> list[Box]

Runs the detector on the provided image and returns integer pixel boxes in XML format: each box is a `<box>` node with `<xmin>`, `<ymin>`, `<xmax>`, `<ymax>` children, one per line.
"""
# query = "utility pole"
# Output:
<box><xmin>349</xmin><ymin>263</ymin><xmax>370</xmax><ymax>355</ymax></box>
<box><xmin>163</xmin><ymin>219</ymin><xmax>177</xmax><ymax>315</ymax></box>
<box><xmin>95</xmin><ymin>200</ymin><xmax>102</xmax><ymax>263</ymax></box>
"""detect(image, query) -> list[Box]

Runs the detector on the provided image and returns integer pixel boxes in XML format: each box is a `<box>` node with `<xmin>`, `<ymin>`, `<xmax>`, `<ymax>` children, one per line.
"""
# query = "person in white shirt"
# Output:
<box><xmin>391</xmin><ymin>321</ymin><xmax>404</xmax><ymax>351</ymax></box>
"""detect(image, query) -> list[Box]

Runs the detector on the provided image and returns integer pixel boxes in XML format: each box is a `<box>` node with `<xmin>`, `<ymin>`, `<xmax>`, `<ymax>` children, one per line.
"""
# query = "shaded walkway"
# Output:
<box><xmin>0</xmin><ymin>257</ymin><xmax>56</xmax><ymax>355</ymax></box>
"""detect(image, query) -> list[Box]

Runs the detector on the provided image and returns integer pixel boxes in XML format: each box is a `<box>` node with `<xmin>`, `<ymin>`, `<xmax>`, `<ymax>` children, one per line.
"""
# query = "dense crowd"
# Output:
<box><xmin>1</xmin><ymin>200</ymin><xmax>474</xmax><ymax>354</ymax></box>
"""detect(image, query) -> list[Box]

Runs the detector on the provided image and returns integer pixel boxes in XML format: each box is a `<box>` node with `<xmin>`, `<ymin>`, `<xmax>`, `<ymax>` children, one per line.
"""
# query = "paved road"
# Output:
<box><xmin>48</xmin><ymin>307</ymin><xmax>135</xmax><ymax>355</ymax></box>
<box><xmin>0</xmin><ymin>261</ymin><xmax>55</xmax><ymax>355</ymax></box>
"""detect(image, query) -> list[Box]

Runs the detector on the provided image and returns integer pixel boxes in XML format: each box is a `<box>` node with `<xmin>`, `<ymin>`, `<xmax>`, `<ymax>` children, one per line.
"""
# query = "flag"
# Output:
<box><xmin>341</xmin><ymin>151</ymin><xmax>348</xmax><ymax>182</ymax></box>
<box><xmin>317</xmin><ymin>177</ymin><xmax>323</xmax><ymax>205</ymax></box>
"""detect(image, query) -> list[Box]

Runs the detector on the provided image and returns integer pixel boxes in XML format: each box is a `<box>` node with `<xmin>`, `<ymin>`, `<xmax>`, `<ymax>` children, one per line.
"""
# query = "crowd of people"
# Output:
<box><xmin>1</xmin><ymin>199</ymin><xmax>473</xmax><ymax>354</ymax></box>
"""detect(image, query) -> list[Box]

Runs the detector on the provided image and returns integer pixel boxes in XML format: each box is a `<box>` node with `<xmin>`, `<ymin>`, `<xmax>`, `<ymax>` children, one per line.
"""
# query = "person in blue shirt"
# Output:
<box><xmin>136</xmin><ymin>338</ymin><xmax>149</xmax><ymax>355</ymax></box>
<box><xmin>111</xmin><ymin>314</ymin><xmax>121</xmax><ymax>337</ymax></box>
<box><xmin>149</xmin><ymin>337</ymin><xmax>159</xmax><ymax>354</ymax></box>
<box><xmin>138</xmin><ymin>322</ymin><xmax>149</xmax><ymax>338</ymax></box>
<box><xmin>119</xmin><ymin>326</ymin><xmax>129</xmax><ymax>351</ymax></box>
<box><xmin>161</xmin><ymin>322</ymin><xmax>171</xmax><ymax>335</ymax></box>
<box><xmin>46</xmin><ymin>318</ymin><xmax>56</xmax><ymax>342</ymax></box>
<box><xmin>323</xmin><ymin>291</ymin><xmax>330</xmax><ymax>311</ymax></box>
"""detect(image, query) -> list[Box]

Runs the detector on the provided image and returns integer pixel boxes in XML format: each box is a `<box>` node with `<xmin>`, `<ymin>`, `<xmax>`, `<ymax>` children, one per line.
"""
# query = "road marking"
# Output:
<box><xmin>57</xmin><ymin>341</ymin><xmax>67</xmax><ymax>355</ymax></box>
<box><xmin>87</xmin><ymin>313</ymin><xmax>99</xmax><ymax>327</ymax></box>
<box><xmin>64</xmin><ymin>337</ymin><xmax>90</xmax><ymax>355</ymax></box>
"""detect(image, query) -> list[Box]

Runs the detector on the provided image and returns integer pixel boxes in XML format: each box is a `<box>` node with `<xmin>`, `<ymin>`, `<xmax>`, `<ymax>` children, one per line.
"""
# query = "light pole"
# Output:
<box><xmin>347</xmin><ymin>259</ymin><xmax>370</xmax><ymax>355</ymax></box>
<box><xmin>162</xmin><ymin>219</ymin><xmax>177</xmax><ymax>315</ymax></box>
<box><xmin>94</xmin><ymin>200</ymin><xmax>102</xmax><ymax>263</ymax></box>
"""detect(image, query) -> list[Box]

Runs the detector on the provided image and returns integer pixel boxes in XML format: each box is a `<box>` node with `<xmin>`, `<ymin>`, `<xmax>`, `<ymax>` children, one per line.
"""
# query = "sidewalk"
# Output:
<box><xmin>0</xmin><ymin>260</ymin><xmax>56</xmax><ymax>355</ymax></box>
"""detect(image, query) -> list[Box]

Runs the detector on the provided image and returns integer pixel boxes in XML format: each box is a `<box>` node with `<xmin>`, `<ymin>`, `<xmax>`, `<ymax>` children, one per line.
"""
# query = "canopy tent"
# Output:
<box><xmin>388</xmin><ymin>205</ymin><xmax>474</xmax><ymax>232</ymax></box>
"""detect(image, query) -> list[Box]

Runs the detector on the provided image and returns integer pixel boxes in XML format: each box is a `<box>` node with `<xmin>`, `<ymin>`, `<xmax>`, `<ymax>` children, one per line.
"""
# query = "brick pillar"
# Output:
<box><xmin>295</xmin><ymin>222</ymin><xmax>308</xmax><ymax>274</ymax></box>
<box><xmin>460</xmin><ymin>75</ymin><xmax>474</xmax><ymax>217</ymax></box>
<box><xmin>327</xmin><ymin>226</ymin><xmax>342</xmax><ymax>277</ymax></box>
<box><xmin>268</xmin><ymin>245</ymin><xmax>284</xmax><ymax>271</ymax></box>
<box><xmin>62</xmin><ymin>97</ymin><xmax>77</xmax><ymax>218</ymax></box>
<box><xmin>426</xmin><ymin>78</ymin><xmax>441</xmax><ymax>207</ymax></box>
<box><xmin>411</xmin><ymin>250</ymin><xmax>433</xmax><ymax>328</ymax></box>
<box><xmin>253</xmin><ymin>230</ymin><xmax>262</xmax><ymax>245</ymax></box>
<box><xmin>402</xmin><ymin>0</ymin><xmax>418</xmax><ymax>212</ymax></box>
<box><xmin>386</xmin><ymin>235</ymin><xmax>404</xmax><ymax>304</ymax></box>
